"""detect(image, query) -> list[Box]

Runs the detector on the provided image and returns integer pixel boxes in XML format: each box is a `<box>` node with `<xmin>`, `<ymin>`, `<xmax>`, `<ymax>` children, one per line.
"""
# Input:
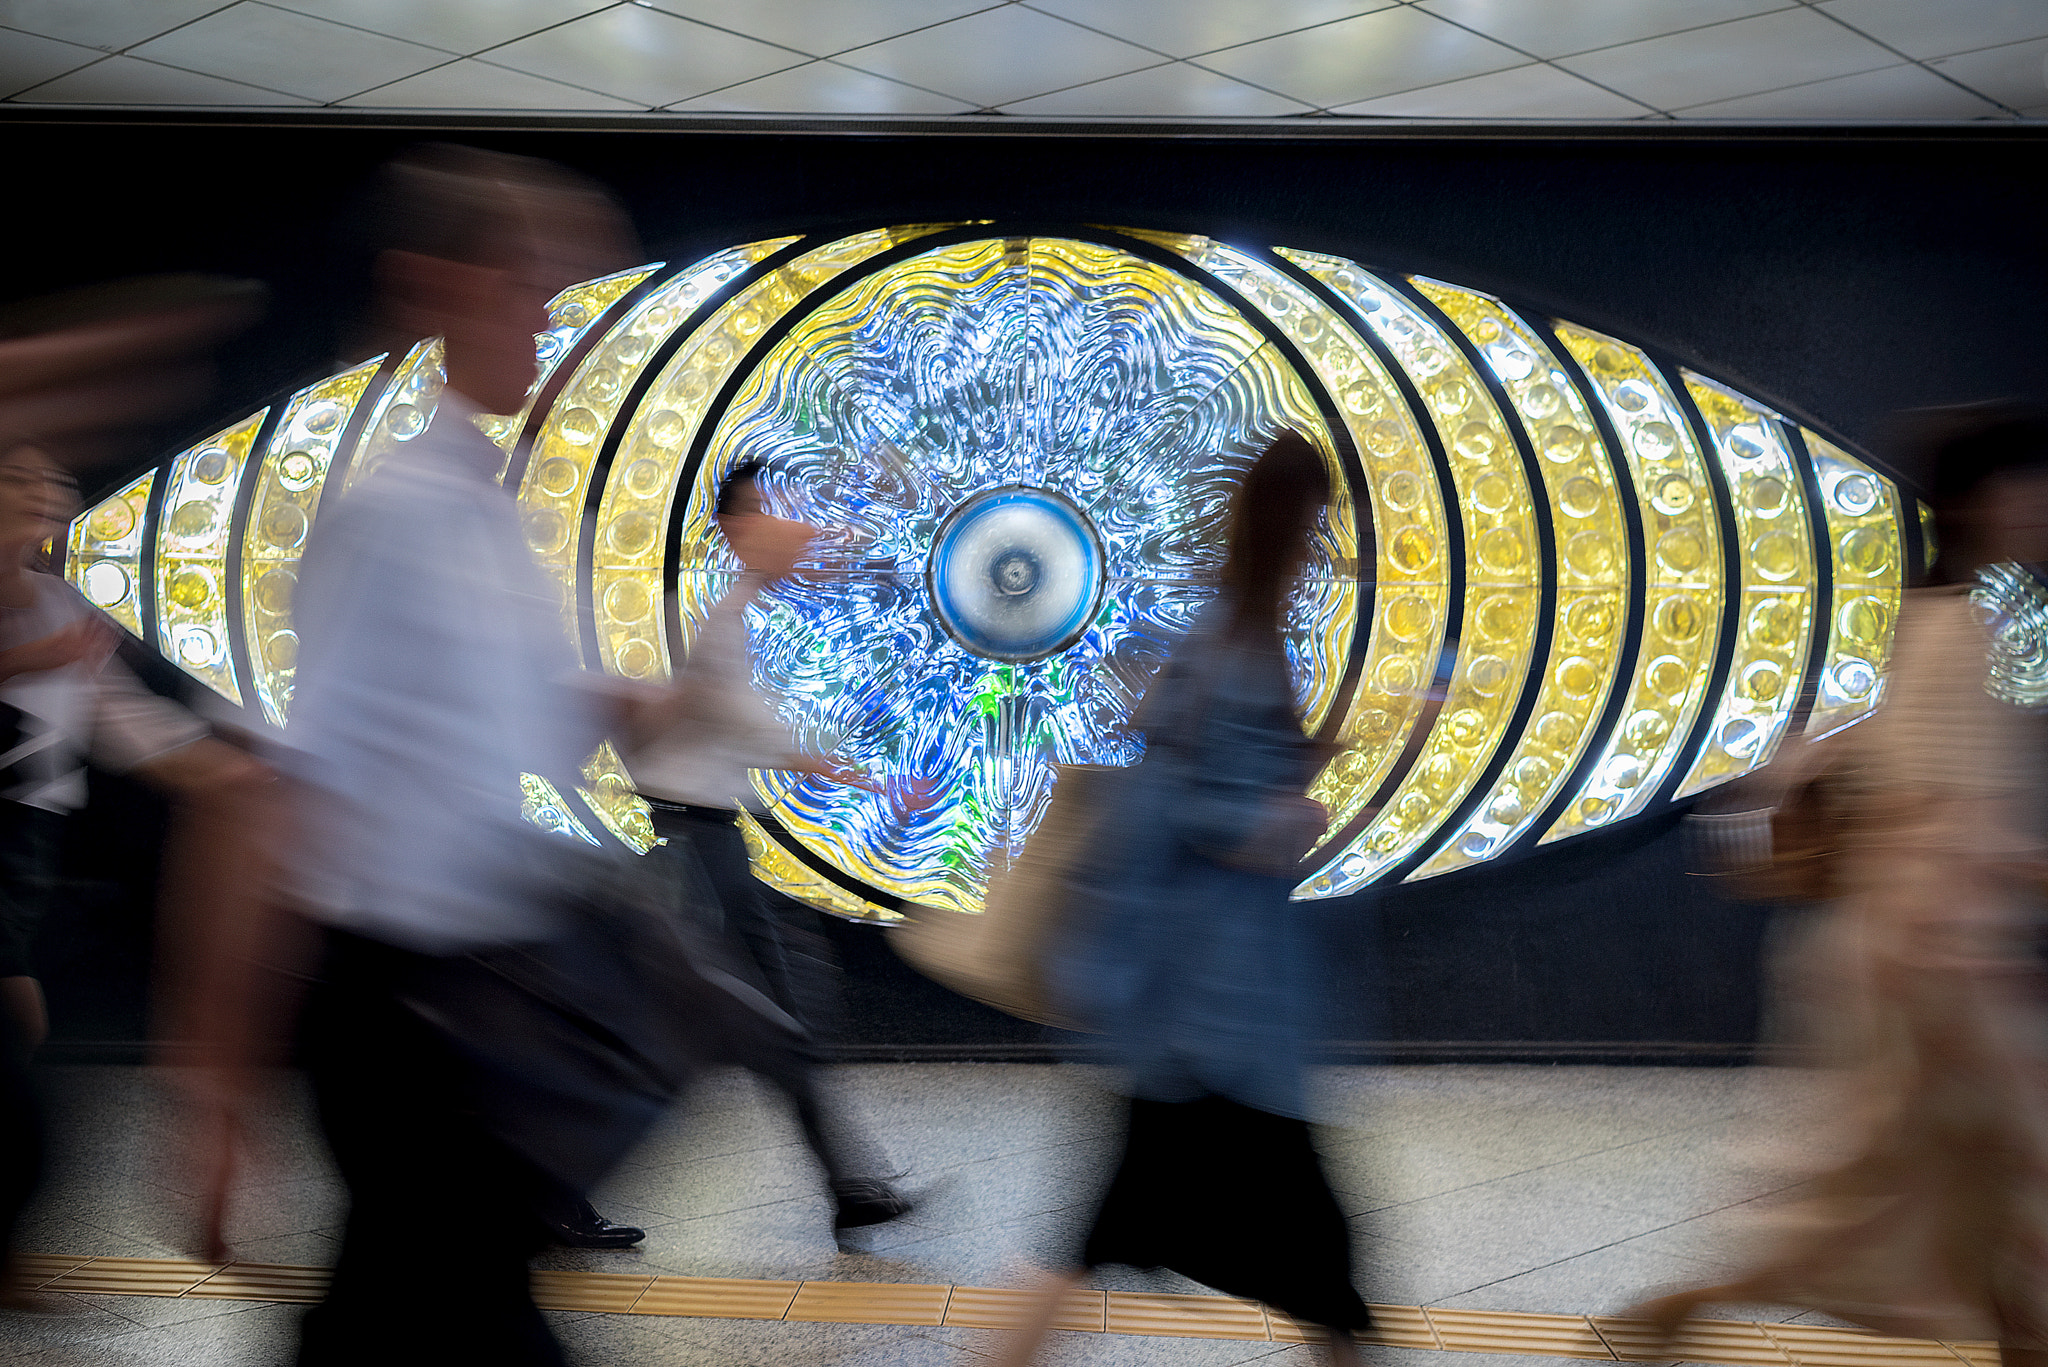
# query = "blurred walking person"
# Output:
<box><xmin>1635</xmin><ymin>409</ymin><xmax>2048</xmax><ymax>1367</ymax></box>
<box><xmin>619</xmin><ymin>458</ymin><xmax>911</xmax><ymax>1234</ymax></box>
<box><xmin>273</xmin><ymin>147</ymin><xmax>632</xmax><ymax>1366</ymax></box>
<box><xmin>0</xmin><ymin>278</ymin><xmax>268</xmax><ymax>1303</ymax></box>
<box><xmin>999</xmin><ymin>430</ymin><xmax>1370</xmax><ymax>1367</ymax></box>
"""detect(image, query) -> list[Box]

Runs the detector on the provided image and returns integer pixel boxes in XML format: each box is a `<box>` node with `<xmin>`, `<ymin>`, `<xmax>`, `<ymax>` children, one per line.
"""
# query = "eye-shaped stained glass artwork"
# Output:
<box><xmin>67</xmin><ymin>224</ymin><xmax>1911</xmax><ymax>918</ymax></box>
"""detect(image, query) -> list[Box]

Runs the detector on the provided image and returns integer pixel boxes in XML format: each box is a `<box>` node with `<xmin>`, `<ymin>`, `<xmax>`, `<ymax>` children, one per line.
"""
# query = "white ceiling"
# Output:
<box><xmin>1</xmin><ymin>0</ymin><xmax>2043</xmax><ymax>120</ymax></box>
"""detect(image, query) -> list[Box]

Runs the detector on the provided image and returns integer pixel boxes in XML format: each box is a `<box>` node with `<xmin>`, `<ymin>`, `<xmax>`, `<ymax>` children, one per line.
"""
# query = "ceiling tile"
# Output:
<box><xmin>836</xmin><ymin>5</ymin><xmax>1157</xmax><ymax>107</ymax></box>
<box><xmin>265</xmin><ymin>0</ymin><xmax>618</xmax><ymax>56</ymax></box>
<box><xmin>1927</xmin><ymin>35</ymin><xmax>2048</xmax><ymax>111</ymax></box>
<box><xmin>129</xmin><ymin>3</ymin><xmax>445</xmax><ymax>102</ymax></box>
<box><xmin>1021</xmin><ymin>0</ymin><xmax>1396</xmax><ymax>60</ymax></box>
<box><xmin>999</xmin><ymin>59</ymin><xmax>1313</xmax><ymax>115</ymax></box>
<box><xmin>644</xmin><ymin>0</ymin><xmax>1002</xmax><ymax>59</ymax></box>
<box><xmin>0</xmin><ymin>0</ymin><xmax>225</xmax><ymax>51</ymax></box>
<box><xmin>668</xmin><ymin>58</ymin><xmax>973</xmax><ymax>112</ymax></box>
<box><xmin>1197</xmin><ymin>6</ymin><xmax>1523</xmax><ymax>108</ymax></box>
<box><xmin>1674</xmin><ymin>59</ymin><xmax>2004</xmax><ymax>116</ymax></box>
<box><xmin>11</xmin><ymin>52</ymin><xmax>313</xmax><ymax>103</ymax></box>
<box><xmin>488</xmin><ymin>4</ymin><xmax>800</xmax><ymax>106</ymax></box>
<box><xmin>1414</xmin><ymin>0</ymin><xmax>1791</xmax><ymax>61</ymax></box>
<box><xmin>0</xmin><ymin>27</ymin><xmax>101</xmax><ymax>97</ymax></box>
<box><xmin>1814</xmin><ymin>0</ymin><xmax>2048</xmax><ymax>60</ymax></box>
<box><xmin>1329</xmin><ymin>61</ymin><xmax>1653</xmax><ymax>117</ymax></box>
<box><xmin>1556</xmin><ymin>7</ymin><xmax>1895</xmax><ymax>111</ymax></box>
<box><xmin>340</xmin><ymin>56</ymin><xmax>639</xmax><ymax>108</ymax></box>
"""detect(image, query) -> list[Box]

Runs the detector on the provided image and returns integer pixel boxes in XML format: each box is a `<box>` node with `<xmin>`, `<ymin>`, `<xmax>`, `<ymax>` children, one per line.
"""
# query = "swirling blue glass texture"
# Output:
<box><xmin>691</xmin><ymin>237</ymin><xmax>1344</xmax><ymax>912</ymax></box>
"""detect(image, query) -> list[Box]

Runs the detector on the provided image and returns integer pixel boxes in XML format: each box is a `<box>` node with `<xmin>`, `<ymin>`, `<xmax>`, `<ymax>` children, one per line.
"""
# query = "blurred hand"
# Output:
<box><xmin>0</xmin><ymin>617</ymin><xmax>116</xmax><ymax>682</ymax></box>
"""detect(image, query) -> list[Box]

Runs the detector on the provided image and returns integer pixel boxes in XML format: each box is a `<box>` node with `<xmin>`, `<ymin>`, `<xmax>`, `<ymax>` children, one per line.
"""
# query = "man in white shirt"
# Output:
<box><xmin>282</xmin><ymin>146</ymin><xmax>629</xmax><ymax>1367</ymax></box>
<box><xmin>626</xmin><ymin>460</ymin><xmax>912</xmax><ymax>1232</ymax></box>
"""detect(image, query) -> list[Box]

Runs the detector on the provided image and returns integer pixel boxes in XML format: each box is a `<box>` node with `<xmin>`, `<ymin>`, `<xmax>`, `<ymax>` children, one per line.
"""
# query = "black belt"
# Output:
<box><xmin>638</xmin><ymin>796</ymin><xmax>738</xmax><ymax>821</ymax></box>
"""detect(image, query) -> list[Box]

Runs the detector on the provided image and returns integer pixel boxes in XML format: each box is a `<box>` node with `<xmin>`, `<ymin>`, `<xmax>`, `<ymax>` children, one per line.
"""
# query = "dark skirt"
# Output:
<box><xmin>1082</xmin><ymin>1094</ymin><xmax>1373</xmax><ymax>1333</ymax></box>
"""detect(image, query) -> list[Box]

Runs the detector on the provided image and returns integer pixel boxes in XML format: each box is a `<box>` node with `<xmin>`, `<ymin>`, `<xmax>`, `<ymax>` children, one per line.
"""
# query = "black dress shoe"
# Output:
<box><xmin>832</xmin><ymin>1180</ymin><xmax>912</xmax><ymax>1230</ymax></box>
<box><xmin>545</xmin><ymin>1200</ymin><xmax>646</xmax><ymax>1249</ymax></box>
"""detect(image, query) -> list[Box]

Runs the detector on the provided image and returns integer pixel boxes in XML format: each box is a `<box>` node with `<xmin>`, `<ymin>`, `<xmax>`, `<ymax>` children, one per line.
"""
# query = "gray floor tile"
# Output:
<box><xmin>5</xmin><ymin>1300</ymin><xmax>301</xmax><ymax>1365</ymax></box>
<box><xmin>0</xmin><ymin>1297</ymin><xmax>154</xmax><ymax>1362</ymax></box>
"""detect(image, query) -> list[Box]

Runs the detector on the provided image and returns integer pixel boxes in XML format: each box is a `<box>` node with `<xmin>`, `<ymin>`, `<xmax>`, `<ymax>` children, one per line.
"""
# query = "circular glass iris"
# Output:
<box><xmin>928</xmin><ymin>487</ymin><xmax>1104</xmax><ymax>662</ymax></box>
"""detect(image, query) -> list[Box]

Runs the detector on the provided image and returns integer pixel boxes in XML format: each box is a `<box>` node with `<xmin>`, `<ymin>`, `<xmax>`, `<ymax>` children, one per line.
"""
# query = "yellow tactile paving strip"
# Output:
<box><xmin>4</xmin><ymin>1254</ymin><xmax>2004</xmax><ymax>1363</ymax></box>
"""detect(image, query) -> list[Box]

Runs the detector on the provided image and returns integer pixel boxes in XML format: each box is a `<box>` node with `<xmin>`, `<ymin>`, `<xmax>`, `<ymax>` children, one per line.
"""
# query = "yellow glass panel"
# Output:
<box><xmin>1676</xmin><ymin>376</ymin><xmax>1816</xmax><ymax>796</ymax></box>
<box><xmin>1131</xmin><ymin>241</ymin><xmax>1433</xmax><ymax>848</ymax></box>
<box><xmin>1799</xmin><ymin>430</ymin><xmax>1903</xmax><ymax>740</ymax></box>
<box><xmin>472</xmin><ymin>262</ymin><xmax>666</xmax><ymax>457</ymax></box>
<box><xmin>153</xmin><ymin>411</ymin><xmax>265</xmax><ymax>703</ymax></box>
<box><xmin>1285</xmin><ymin>264</ymin><xmax>1542</xmax><ymax>896</ymax></box>
<box><xmin>238</xmin><ymin>358</ymin><xmax>384</xmax><ymax>726</ymax></box>
<box><xmin>65</xmin><ymin>469</ymin><xmax>154</xmax><ymax>638</ymax></box>
<box><xmin>523</xmin><ymin>240</ymin><xmax>797</xmax><ymax>648</ymax></box>
<box><xmin>590</xmin><ymin>226</ymin><xmax>955</xmax><ymax>680</ymax></box>
<box><xmin>1542</xmin><ymin>326</ymin><xmax>1726</xmax><ymax>842</ymax></box>
<box><xmin>574</xmin><ymin>740</ymin><xmax>656</xmax><ymax>854</ymax></box>
<box><xmin>738</xmin><ymin>810</ymin><xmax>899</xmax><ymax>922</ymax></box>
<box><xmin>1918</xmin><ymin>499</ymin><xmax>1938</xmax><ymax>579</ymax></box>
<box><xmin>340</xmin><ymin>336</ymin><xmax>443</xmax><ymax>496</ymax></box>
<box><xmin>520</xmin><ymin>772</ymin><xmax>601</xmax><ymax>846</ymax></box>
<box><xmin>1410</xmin><ymin>287</ymin><xmax>1628</xmax><ymax>878</ymax></box>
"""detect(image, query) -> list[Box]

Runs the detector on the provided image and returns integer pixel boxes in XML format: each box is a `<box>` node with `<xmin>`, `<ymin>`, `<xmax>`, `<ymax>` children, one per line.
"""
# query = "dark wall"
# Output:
<box><xmin>12</xmin><ymin>114</ymin><xmax>2041</xmax><ymax>1057</ymax></box>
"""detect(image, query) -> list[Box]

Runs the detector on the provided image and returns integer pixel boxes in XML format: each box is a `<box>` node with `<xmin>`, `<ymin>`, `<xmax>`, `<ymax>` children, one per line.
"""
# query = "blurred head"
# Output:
<box><xmin>354</xmin><ymin>145</ymin><xmax>635</xmax><ymax>415</ymax></box>
<box><xmin>1904</xmin><ymin>406</ymin><xmax>2048</xmax><ymax>582</ymax></box>
<box><xmin>716</xmin><ymin>460</ymin><xmax>816</xmax><ymax>580</ymax></box>
<box><xmin>0</xmin><ymin>443</ymin><xmax>78</xmax><ymax>563</ymax></box>
<box><xmin>1219</xmin><ymin>430</ymin><xmax>1330</xmax><ymax>636</ymax></box>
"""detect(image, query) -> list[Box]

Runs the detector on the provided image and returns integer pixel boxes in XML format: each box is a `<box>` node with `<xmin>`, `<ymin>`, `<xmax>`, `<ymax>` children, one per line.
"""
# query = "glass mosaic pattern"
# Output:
<box><xmin>1410</xmin><ymin>283</ymin><xmax>1629</xmax><ymax>878</ymax></box>
<box><xmin>1800</xmin><ymin>430</ymin><xmax>1902</xmax><ymax>739</ymax></box>
<box><xmin>154</xmin><ymin>411</ymin><xmax>266</xmax><ymax>703</ymax></box>
<box><xmin>1676</xmin><ymin>376</ymin><xmax>1818</xmax><ymax>796</ymax></box>
<box><xmin>239</xmin><ymin>358</ymin><xmax>384</xmax><ymax>726</ymax></box>
<box><xmin>66</xmin><ymin>469</ymin><xmax>154</xmax><ymax>638</ymax></box>
<box><xmin>1542</xmin><ymin>326</ymin><xmax>1725</xmax><ymax>842</ymax></box>
<box><xmin>64</xmin><ymin>225</ymin><xmax>1911</xmax><ymax>919</ymax></box>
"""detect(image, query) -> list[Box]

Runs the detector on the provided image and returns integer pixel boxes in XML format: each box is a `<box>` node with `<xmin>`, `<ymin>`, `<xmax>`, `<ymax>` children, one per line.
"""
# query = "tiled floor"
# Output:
<box><xmin>5</xmin><ymin>1063</ymin><xmax>1848</xmax><ymax>1365</ymax></box>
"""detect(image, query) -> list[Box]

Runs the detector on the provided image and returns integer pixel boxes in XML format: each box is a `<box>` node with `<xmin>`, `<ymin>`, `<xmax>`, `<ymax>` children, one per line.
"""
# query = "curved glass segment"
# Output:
<box><xmin>77</xmin><ymin>222</ymin><xmax>1911</xmax><ymax>917</ymax></box>
<box><xmin>1410</xmin><ymin>285</ymin><xmax>1629</xmax><ymax>879</ymax></box>
<box><xmin>240</xmin><ymin>358</ymin><xmax>383</xmax><ymax>725</ymax></box>
<box><xmin>1288</xmin><ymin>264</ymin><xmax>1542</xmax><ymax>895</ymax></box>
<box><xmin>590</xmin><ymin>229</ymin><xmax>945</xmax><ymax>680</ymax></box>
<box><xmin>528</xmin><ymin>240</ymin><xmax>798</xmax><ymax>651</ymax></box>
<box><xmin>1543</xmin><ymin>326</ymin><xmax>1726</xmax><ymax>842</ymax></box>
<box><xmin>341</xmin><ymin>337</ymin><xmax>443</xmax><ymax>496</ymax></box>
<box><xmin>1800</xmin><ymin>430</ymin><xmax>1903</xmax><ymax>740</ymax></box>
<box><xmin>1153</xmin><ymin>240</ymin><xmax>1440</xmax><ymax>864</ymax></box>
<box><xmin>1676</xmin><ymin>376</ymin><xmax>1818</xmax><ymax>796</ymax></box>
<box><xmin>155</xmin><ymin>411</ymin><xmax>266</xmax><ymax>704</ymax></box>
<box><xmin>65</xmin><ymin>469</ymin><xmax>155</xmax><ymax>638</ymax></box>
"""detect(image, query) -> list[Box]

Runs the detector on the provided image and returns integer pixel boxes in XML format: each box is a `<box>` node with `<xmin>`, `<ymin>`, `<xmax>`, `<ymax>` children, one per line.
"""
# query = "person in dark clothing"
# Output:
<box><xmin>1003</xmin><ymin>430</ymin><xmax>1370</xmax><ymax>1366</ymax></box>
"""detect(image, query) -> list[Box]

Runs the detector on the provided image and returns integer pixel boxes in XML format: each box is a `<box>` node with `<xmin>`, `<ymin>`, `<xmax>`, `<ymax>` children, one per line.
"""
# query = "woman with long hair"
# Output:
<box><xmin>1634</xmin><ymin>408</ymin><xmax>2048</xmax><ymax>1367</ymax></box>
<box><xmin>999</xmin><ymin>429</ymin><xmax>1371</xmax><ymax>1366</ymax></box>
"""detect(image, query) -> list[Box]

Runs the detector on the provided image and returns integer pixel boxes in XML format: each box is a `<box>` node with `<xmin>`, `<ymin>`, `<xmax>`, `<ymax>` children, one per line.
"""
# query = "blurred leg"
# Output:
<box><xmin>297</xmin><ymin>933</ymin><xmax>561</xmax><ymax>1367</ymax></box>
<box><xmin>988</xmin><ymin>1268</ymin><xmax>1087</xmax><ymax>1367</ymax></box>
<box><xmin>0</xmin><ymin>1005</ymin><xmax>41</xmax><ymax>1287</ymax></box>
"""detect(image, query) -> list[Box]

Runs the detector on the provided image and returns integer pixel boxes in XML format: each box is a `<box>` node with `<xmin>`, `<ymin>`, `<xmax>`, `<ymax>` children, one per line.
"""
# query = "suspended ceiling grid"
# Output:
<box><xmin>0</xmin><ymin>0</ymin><xmax>2044</xmax><ymax>122</ymax></box>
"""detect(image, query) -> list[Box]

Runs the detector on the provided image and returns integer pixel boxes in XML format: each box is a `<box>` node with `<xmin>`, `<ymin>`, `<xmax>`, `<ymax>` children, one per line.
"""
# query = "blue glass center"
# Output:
<box><xmin>927</xmin><ymin>486</ymin><xmax>1105</xmax><ymax>662</ymax></box>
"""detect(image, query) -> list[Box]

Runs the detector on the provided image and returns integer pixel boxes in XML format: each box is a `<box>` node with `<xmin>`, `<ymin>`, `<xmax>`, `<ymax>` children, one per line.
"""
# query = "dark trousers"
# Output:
<box><xmin>0</xmin><ymin>1010</ymin><xmax>39</xmax><ymax>1262</ymax></box>
<box><xmin>298</xmin><ymin>930</ymin><xmax>562</xmax><ymax>1367</ymax></box>
<box><xmin>650</xmin><ymin>806</ymin><xmax>885</xmax><ymax>1190</ymax></box>
<box><xmin>0</xmin><ymin>804</ymin><xmax>59</xmax><ymax>1268</ymax></box>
